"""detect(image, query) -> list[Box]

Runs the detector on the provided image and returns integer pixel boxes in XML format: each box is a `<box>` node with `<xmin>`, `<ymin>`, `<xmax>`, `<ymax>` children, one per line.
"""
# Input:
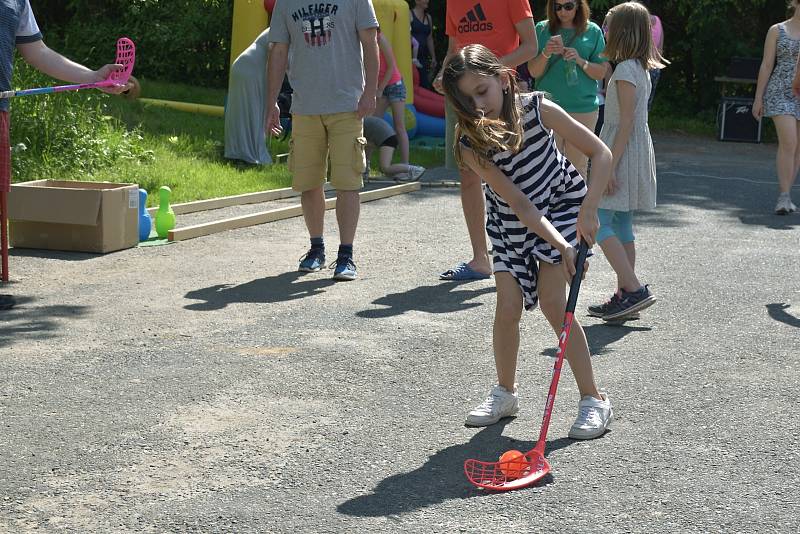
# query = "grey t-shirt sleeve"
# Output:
<box><xmin>267</xmin><ymin>1</ymin><xmax>290</xmax><ymax>43</ymax></box>
<box><xmin>356</xmin><ymin>0</ymin><xmax>379</xmax><ymax>31</ymax></box>
<box><xmin>16</xmin><ymin>0</ymin><xmax>42</xmax><ymax>43</ymax></box>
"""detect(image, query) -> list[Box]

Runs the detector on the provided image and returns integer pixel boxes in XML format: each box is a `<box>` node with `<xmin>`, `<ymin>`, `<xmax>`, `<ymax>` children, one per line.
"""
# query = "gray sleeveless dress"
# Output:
<box><xmin>764</xmin><ymin>23</ymin><xmax>800</xmax><ymax>119</ymax></box>
<box><xmin>224</xmin><ymin>29</ymin><xmax>272</xmax><ymax>164</ymax></box>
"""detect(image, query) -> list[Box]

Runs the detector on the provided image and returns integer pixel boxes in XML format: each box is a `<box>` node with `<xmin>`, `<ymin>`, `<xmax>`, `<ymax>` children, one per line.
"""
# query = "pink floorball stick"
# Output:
<box><xmin>0</xmin><ymin>37</ymin><xmax>135</xmax><ymax>99</ymax></box>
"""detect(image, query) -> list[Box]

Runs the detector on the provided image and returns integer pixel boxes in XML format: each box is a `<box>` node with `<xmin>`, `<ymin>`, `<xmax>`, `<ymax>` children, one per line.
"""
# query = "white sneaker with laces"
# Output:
<box><xmin>396</xmin><ymin>165</ymin><xmax>426</xmax><ymax>182</ymax></box>
<box><xmin>568</xmin><ymin>391</ymin><xmax>613</xmax><ymax>440</ymax></box>
<box><xmin>465</xmin><ymin>384</ymin><xmax>519</xmax><ymax>427</ymax></box>
<box><xmin>775</xmin><ymin>194</ymin><xmax>792</xmax><ymax>215</ymax></box>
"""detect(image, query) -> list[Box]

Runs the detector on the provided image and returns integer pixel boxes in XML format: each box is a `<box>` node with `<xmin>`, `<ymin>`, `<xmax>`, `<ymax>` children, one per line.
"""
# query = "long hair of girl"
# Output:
<box><xmin>441</xmin><ymin>44</ymin><xmax>524</xmax><ymax>168</ymax></box>
<box><xmin>604</xmin><ymin>1</ymin><xmax>669</xmax><ymax>70</ymax></box>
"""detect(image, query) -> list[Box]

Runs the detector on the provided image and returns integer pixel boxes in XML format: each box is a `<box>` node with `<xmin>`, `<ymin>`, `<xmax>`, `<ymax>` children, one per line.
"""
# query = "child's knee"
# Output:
<box><xmin>495</xmin><ymin>298</ymin><xmax>523</xmax><ymax>323</ymax></box>
<box><xmin>538</xmin><ymin>292</ymin><xmax>565</xmax><ymax>323</ymax></box>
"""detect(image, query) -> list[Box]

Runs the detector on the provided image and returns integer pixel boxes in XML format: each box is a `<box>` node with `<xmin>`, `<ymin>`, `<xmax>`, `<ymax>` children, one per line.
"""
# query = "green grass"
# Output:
<box><xmin>90</xmin><ymin>79</ymin><xmax>446</xmax><ymax>206</ymax></box>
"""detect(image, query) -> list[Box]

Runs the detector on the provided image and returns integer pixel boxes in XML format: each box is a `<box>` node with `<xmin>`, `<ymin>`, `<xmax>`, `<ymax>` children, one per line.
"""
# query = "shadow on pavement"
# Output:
<box><xmin>652</xmin><ymin>169</ymin><xmax>800</xmax><ymax>230</ymax></box>
<box><xmin>356</xmin><ymin>281</ymin><xmax>495</xmax><ymax>319</ymax></box>
<box><xmin>9</xmin><ymin>248</ymin><xmax>99</xmax><ymax>262</ymax></box>
<box><xmin>766</xmin><ymin>303</ymin><xmax>800</xmax><ymax>328</ymax></box>
<box><xmin>540</xmin><ymin>321</ymin><xmax>652</xmax><ymax>357</ymax></box>
<box><xmin>184</xmin><ymin>271</ymin><xmax>336</xmax><ymax>311</ymax></box>
<box><xmin>0</xmin><ymin>296</ymin><xmax>91</xmax><ymax>349</ymax></box>
<box><xmin>337</xmin><ymin>421</ymin><xmax>582</xmax><ymax>517</ymax></box>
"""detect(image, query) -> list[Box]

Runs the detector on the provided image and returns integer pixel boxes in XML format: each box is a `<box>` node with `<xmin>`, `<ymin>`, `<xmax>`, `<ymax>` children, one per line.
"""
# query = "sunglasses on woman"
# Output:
<box><xmin>555</xmin><ymin>2</ymin><xmax>576</xmax><ymax>11</ymax></box>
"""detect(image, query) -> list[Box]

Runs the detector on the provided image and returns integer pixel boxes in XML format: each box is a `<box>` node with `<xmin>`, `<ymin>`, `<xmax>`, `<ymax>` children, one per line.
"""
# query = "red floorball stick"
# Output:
<box><xmin>464</xmin><ymin>240</ymin><xmax>589</xmax><ymax>491</ymax></box>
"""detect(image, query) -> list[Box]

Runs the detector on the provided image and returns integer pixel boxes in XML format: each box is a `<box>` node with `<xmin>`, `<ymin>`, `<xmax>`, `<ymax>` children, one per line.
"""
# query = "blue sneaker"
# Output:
<box><xmin>298</xmin><ymin>247</ymin><xmax>325</xmax><ymax>272</ymax></box>
<box><xmin>601</xmin><ymin>285</ymin><xmax>656</xmax><ymax>321</ymax></box>
<box><xmin>331</xmin><ymin>256</ymin><xmax>357</xmax><ymax>281</ymax></box>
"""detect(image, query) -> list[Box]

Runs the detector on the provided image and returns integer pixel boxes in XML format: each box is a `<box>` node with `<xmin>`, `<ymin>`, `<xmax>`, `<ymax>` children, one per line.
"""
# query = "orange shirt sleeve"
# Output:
<box><xmin>509</xmin><ymin>0</ymin><xmax>534</xmax><ymax>24</ymax></box>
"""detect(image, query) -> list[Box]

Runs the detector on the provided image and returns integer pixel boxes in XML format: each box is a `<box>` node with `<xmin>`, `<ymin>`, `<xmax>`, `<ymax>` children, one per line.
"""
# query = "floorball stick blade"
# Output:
<box><xmin>463</xmin><ymin>450</ymin><xmax>550</xmax><ymax>491</ymax></box>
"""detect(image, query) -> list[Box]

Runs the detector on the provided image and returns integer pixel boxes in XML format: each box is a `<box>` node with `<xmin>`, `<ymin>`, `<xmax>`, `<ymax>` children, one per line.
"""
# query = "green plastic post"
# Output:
<box><xmin>155</xmin><ymin>185</ymin><xmax>176</xmax><ymax>238</ymax></box>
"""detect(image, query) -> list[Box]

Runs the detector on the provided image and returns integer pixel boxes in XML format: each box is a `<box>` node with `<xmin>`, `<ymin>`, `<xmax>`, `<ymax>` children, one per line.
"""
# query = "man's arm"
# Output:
<box><xmin>497</xmin><ymin>17</ymin><xmax>538</xmax><ymax>68</ymax></box>
<box><xmin>17</xmin><ymin>41</ymin><xmax>127</xmax><ymax>93</ymax></box>
<box><xmin>265</xmin><ymin>42</ymin><xmax>289</xmax><ymax>136</ymax></box>
<box><xmin>433</xmin><ymin>37</ymin><xmax>458</xmax><ymax>94</ymax></box>
<box><xmin>357</xmin><ymin>27</ymin><xmax>379</xmax><ymax>118</ymax></box>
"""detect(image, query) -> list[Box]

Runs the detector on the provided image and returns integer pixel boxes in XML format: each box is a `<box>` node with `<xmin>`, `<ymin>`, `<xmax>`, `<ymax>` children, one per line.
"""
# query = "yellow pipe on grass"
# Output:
<box><xmin>139</xmin><ymin>98</ymin><xmax>224</xmax><ymax>117</ymax></box>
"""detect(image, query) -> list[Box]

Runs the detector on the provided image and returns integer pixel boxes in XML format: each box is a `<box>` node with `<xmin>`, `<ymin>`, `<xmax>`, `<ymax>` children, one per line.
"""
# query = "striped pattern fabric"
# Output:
<box><xmin>482</xmin><ymin>93</ymin><xmax>588</xmax><ymax>310</ymax></box>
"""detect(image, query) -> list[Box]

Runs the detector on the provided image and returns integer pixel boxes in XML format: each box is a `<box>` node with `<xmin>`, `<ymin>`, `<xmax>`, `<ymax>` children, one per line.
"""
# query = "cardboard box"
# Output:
<box><xmin>8</xmin><ymin>180</ymin><xmax>139</xmax><ymax>253</ymax></box>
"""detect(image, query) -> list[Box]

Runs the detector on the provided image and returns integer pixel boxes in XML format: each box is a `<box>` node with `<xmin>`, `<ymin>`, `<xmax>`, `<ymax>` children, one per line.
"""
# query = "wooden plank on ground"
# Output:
<box><xmin>147</xmin><ymin>184</ymin><xmax>335</xmax><ymax>216</ymax></box>
<box><xmin>168</xmin><ymin>181</ymin><xmax>420</xmax><ymax>242</ymax></box>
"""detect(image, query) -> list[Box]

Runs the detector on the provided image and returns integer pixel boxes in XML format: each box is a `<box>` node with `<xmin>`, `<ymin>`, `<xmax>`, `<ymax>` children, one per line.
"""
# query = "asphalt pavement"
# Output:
<box><xmin>1</xmin><ymin>132</ymin><xmax>799</xmax><ymax>533</ymax></box>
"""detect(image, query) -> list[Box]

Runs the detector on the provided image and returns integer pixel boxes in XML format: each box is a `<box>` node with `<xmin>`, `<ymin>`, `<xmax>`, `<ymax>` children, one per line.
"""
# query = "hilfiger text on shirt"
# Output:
<box><xmin>291</xmin><ymin>3</ymin><xmax>339</xmax><ymax>22</ymax></box>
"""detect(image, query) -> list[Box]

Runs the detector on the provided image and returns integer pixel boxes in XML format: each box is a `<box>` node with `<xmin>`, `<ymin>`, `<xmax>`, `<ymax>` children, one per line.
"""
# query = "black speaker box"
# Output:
<box><xmin>718</xmin><ymin>97</ymin><xmax>762</xmax><ymax>143</ymax></box>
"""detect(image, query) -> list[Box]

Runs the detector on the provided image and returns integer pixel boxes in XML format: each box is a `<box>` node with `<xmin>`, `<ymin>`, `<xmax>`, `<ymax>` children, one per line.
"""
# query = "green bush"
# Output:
<box><xmin>9</xmin><ymin>61</ymin><xmax>154</xmax><ymax>182</ymax></box>
<box><xmin>30</xmin><ymin>0</ymin><xmax>232</xmax><ymax>88</ymax></box>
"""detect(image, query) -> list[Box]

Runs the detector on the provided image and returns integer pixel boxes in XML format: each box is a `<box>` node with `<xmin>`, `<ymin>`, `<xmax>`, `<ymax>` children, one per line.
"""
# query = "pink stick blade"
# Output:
<box><xmin>104</xmin><ymin>37</ymin><xmax>136</xmax><ymax>86</ymax></box>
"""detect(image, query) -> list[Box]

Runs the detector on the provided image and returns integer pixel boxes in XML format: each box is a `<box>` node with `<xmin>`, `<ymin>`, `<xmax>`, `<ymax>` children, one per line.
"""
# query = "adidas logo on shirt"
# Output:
<box><xmin>458</xmin><ymin>3</ymin><xmax>493</xmax><ymax>33</ymax></box>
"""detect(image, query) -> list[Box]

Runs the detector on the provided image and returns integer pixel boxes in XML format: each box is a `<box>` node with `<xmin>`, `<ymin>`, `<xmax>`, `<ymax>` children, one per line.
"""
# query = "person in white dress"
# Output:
<box><xmin>588</xmin><ymin>2</ymin><xmax>668</xmax><ymax>322</ymax></box>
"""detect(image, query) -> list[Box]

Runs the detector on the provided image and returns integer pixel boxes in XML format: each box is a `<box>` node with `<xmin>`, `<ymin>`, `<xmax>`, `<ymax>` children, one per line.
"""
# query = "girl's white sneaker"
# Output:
<box><xmin>465</xmin><ymin>384</ymin><xmax>519</xmax><ymax>427</ymax></box>
<box><xmin>568</xmin><ymin>391</ymin><xmax>613</xmax><ymax>440</ymax></box>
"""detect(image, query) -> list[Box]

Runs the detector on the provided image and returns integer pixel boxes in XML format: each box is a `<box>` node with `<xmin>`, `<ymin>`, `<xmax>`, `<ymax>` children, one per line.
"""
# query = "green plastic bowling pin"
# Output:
<box><xmin>155</xmin><ymin>185</ymin><xmax>176</xmax><ymax>238</ymax></box>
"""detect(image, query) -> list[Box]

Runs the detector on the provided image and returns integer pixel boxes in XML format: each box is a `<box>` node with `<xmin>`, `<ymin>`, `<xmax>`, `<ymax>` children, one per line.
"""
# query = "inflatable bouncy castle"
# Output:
<box><xmin>229</xmin><ymin>0</ymin><xmax>446</xmax><ymax>137</ymax></box>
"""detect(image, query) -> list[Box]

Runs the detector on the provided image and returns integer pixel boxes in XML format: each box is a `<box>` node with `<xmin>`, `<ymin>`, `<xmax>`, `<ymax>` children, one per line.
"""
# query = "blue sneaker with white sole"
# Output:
<box><xmin>298</xmin><ymin>248</ymin><xmax>325</xmax><ymax>272</ymax></box>
<box><xmin>331</xmin><ymin>256</ymin><xmax>357</xmax><ymax>281</ymax></box>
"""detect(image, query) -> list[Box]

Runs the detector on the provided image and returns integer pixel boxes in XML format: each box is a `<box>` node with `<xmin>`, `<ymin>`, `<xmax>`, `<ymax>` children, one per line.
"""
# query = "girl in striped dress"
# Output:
<box><xmin>442</xmin><ymin>44</ymin><xmax>614</xmax><ymax>439</ymax></box>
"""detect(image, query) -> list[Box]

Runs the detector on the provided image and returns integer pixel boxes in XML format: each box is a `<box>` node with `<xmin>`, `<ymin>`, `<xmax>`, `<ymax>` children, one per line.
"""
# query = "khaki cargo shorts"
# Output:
<box><xmin>288</xmin><ymin>112</ymin><xmax>367</xmax><ymax>192</ymax></box>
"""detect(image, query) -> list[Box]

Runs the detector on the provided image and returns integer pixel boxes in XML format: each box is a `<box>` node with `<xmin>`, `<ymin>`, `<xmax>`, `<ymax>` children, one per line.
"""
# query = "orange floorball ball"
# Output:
<box><xmin>498</xmin><ymin>450</ymin><xmax>528</xmax><ymax>480</ymax></box>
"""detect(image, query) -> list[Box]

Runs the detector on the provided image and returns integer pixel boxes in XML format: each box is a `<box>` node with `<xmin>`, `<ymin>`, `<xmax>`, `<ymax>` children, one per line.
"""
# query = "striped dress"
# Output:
<box><xmin>475</xmin><ymin>93</ymin><xmax>588</xmax><ymax>310</ymax></box>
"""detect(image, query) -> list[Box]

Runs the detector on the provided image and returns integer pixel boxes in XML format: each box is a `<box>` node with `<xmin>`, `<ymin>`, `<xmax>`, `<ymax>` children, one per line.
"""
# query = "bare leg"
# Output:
<box><xmin>460</xmin><ymin>168</ymin><xmax>492</xmax><ymax>275</ymax></box>
<box><xmin>537</xmin><ymin>262</ymin><xmax>601</xmax><ymax>400</ymax></box>
<box><xmin>373</xmin><ymin>96</ymin><xmax>389</xmax><ymax>120</ymax></box>
<box><xmin>390</xmin><ymin>100</ymin><xmax>410</xmax><ymax>164</ymax></box>
<box><xmin>378</xmin><ymin>145</ymin><xmax>411</xmax><ymax>176</ymax></box>
<box><xmin>493</xmin><ymin>273</ymin><xmax>523</xmax><ymax>391</ymax></box>
<box><xmin>335</xmin><ymin>190</ymin><xmax>360</xmax><ymax>245</ymax></box>
<box><xmin>562</xmin><ymin>111</ymin><xmax>599</xmax><ymax>179</ymax></box>
<box><xmin>599</xmin><ymin>235</ymin><xmax>641</xmax><ymax>293</ymax></box>
<box><xmin>301</xmin><ymin>186</ymin><xmax>326</xmax><ymax>238</ymax></box>
<box><xmin>772</xmin><ymin>115</ymin><xmax>799</xmax><ymax>194</ymax></box>
<box><xmin>620</xmin><ymin>241</ymin><xmax>636</xmax><ymax>290</ymax></box>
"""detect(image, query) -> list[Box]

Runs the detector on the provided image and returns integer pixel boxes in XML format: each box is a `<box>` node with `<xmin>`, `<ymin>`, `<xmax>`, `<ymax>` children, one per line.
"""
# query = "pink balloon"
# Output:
<box><xmin>264</xmin><ymin>0</ymin><xmax>276</xmax><ymax>14</ymax></box>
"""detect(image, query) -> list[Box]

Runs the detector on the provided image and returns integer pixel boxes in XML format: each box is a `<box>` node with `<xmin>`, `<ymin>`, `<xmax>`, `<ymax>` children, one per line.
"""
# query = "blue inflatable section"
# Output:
<box><xmin>414</xmin><ymin>111</ymin><xmax>445</xmax><ymax>138</ymax></box>
<box><xmin>382</xmin><ymin>104</ymin><xmax>418</xmax><ymax>139</ymax></box>
<box><xmin>381</xmin><ymin>103</ymin><xmax>445</xmax><ymax>138</ymax></box>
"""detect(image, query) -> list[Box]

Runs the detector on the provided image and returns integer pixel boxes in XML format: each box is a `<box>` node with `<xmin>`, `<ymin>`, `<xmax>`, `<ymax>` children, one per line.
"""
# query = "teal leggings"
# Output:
<box><xmin>597</xmin><ymin>208</ymin><xmax>635</xmax><ymax>244</ymax></box>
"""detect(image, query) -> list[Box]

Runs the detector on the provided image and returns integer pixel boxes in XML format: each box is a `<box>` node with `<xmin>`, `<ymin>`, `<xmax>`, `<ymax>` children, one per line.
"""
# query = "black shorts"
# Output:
<box><xmin>381</xmin><ymin>135</ymin><xmax>398</xmax><ymax>149</ymax></box>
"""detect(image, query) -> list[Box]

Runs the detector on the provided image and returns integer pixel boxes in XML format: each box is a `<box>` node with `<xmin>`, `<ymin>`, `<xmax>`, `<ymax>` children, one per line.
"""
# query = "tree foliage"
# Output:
<box><xmin>27</xmin><ymin>0</ymin><xmax>792</xmax><ymax>111</ymax></box>
<box><xmin>411</xmin><ymin>0</ymin><xmax>789</xmax><ymax>111</ymax></box>
<box><xmin>30</xmin><ymin>0</ymin><xmax>232</xmax><ymax>88</ymax></box>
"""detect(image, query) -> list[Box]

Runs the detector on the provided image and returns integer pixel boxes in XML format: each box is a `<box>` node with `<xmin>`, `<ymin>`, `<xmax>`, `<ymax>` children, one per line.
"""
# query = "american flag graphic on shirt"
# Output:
<box><xmin>292</xmin><ymin>3</ymin><xmax>338</xmax><ymax>47</ymax></box>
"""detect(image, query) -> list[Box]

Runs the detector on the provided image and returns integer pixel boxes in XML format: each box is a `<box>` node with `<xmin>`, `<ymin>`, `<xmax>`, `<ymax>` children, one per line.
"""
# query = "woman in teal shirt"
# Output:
<box><xmin>528</xmin><ymin>0</ymin><xmax>608</xmax><ymax>179</ymax></box>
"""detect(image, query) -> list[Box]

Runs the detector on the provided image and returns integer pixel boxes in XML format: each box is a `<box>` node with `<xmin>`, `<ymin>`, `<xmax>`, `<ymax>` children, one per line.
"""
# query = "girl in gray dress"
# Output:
<box><xmin>754</xmin><ymin>1</ymin><xmax>800</xmax><ymax>214</ymax></box>
<box><xmin>224</xmin><ymin>29</ymin><xmax>272</xmax><ymax>165</ymax></box>
<box><xmin>588</xmin><ymin>2</ymin><xmax>667</xmax><ymax>322</ymax></box>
